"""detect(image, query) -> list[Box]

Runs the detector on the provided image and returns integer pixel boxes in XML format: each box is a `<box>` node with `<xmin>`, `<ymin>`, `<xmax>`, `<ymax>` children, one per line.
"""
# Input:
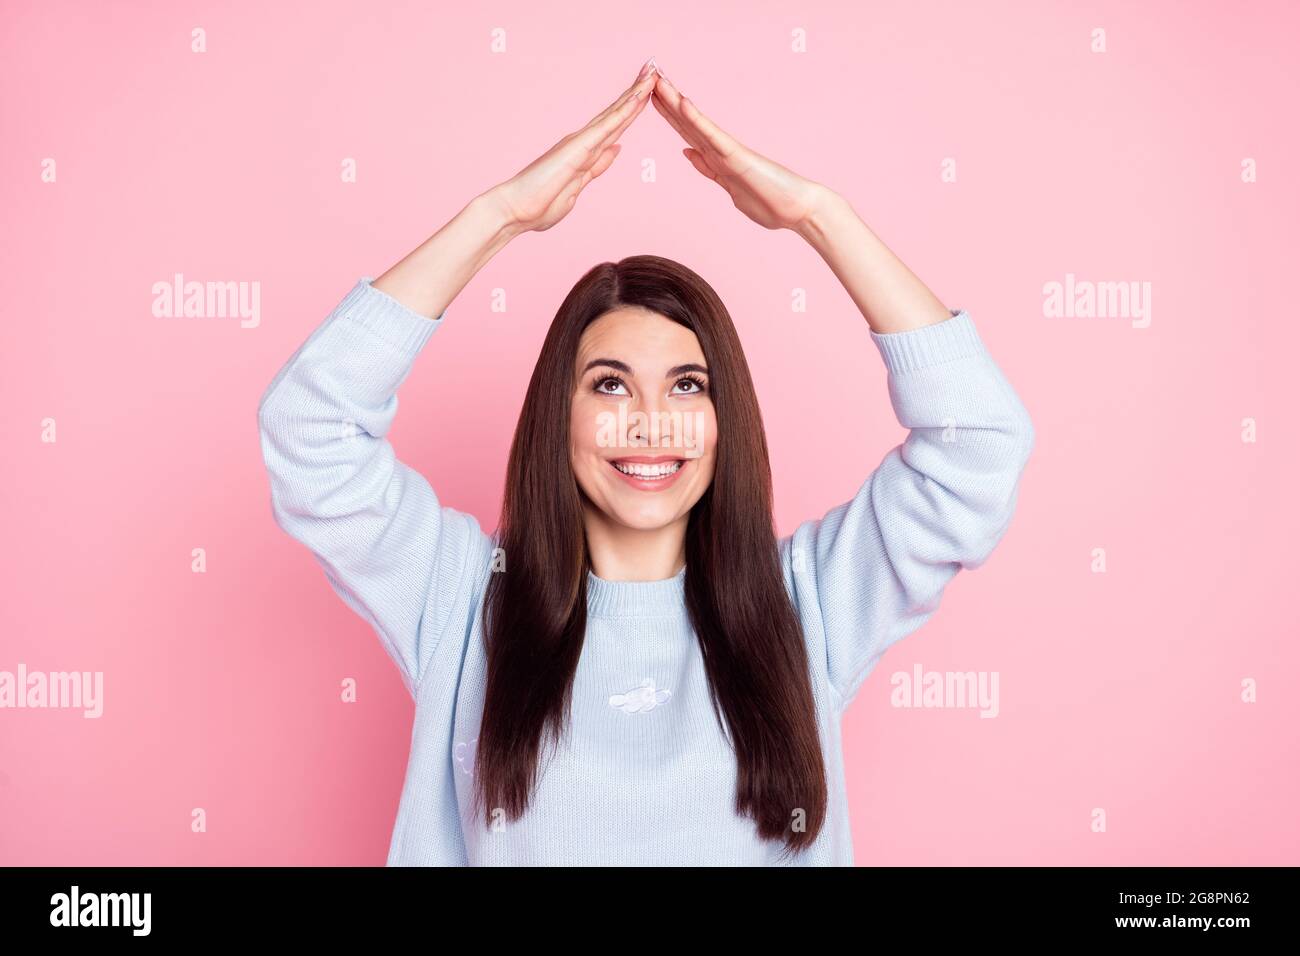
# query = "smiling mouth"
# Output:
<box><xmin>607</xmin><ymin>455</ymin><xmax>687</xmax><ymax>486</ymax></box>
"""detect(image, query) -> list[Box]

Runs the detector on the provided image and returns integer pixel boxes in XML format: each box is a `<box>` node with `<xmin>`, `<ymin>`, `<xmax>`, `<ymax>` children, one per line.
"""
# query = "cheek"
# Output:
<box><xmin>682</xmin><ymin>406</ymin><xmax>718</xmax><ymax>486</ymax></box>
<box><xmin>694</xmin><ymin>407</ymin><xmax>719</xmax><ymax>463</ymax></box>
<box><xmin>569</xmin><ymin>397</ymin><xmax>605</xmax><ymax>473</ymax></box>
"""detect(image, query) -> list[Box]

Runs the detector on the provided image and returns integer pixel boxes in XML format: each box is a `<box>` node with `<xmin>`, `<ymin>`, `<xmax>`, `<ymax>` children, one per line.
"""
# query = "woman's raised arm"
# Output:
<box><xmin>256</xmin><ymin>62</ymin><xmax>658</xmax><ymax>697</ymax></box>
<box><xmin>650</xmin><ymin>73</ymin><xmax>1035</xmax><ymax>711</ymax></box>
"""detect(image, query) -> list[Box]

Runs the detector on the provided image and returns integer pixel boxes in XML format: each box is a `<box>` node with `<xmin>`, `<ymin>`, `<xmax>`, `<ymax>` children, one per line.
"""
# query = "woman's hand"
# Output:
<box><xmin>489</xmin><ymin>61</ymin><xmax>659</xmax><ymax>234</ymax></box>
<box><xmin>650</xmin><ymin>72</ymin><xmax>831</xmax><ymax>233</ymax></box>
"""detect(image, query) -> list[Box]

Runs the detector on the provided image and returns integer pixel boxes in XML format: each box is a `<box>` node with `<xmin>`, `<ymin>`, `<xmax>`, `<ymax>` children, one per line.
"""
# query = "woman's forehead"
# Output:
<box><xmin>577</xmin><ymin>308</ymin><xmax>703</xmax><ymax>366</ymax></box>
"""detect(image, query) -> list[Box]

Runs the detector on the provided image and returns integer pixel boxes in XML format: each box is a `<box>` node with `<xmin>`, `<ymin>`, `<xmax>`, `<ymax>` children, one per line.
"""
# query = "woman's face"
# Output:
<box><xmin>570</xmin><ymin>307</ymin><xmax>717</xmax><ymax>532</ymax></box>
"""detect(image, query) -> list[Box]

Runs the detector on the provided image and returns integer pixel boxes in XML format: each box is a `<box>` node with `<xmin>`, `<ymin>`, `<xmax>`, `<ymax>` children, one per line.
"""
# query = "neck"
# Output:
<box><xmin>582</xmin><ymin>504</ymin><xmax>688</xmax><ymax>581</ymax></box>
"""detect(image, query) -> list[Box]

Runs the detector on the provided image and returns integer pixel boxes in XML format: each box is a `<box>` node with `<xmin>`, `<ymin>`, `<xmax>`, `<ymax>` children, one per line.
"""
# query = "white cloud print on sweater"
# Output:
<box><xmin>451</xmin><ymin>679</ymin><xmax>669</xmax><ymax>779</ymax></box>
<box><xmin>609</xmin><ymin>678</ymin><xmax>672</xmax><ymax>714</ymax></box>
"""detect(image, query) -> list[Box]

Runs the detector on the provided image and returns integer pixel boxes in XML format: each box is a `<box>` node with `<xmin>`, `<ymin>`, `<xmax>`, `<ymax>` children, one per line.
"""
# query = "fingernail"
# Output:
<box><xmin>639</xmin><ymin>56</ymin><xmax>655</xmax><ymax>78</ymax></box>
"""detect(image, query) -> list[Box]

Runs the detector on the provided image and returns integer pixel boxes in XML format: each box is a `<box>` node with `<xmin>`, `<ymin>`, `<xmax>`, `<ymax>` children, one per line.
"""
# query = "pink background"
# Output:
<box><xmin>3</xmin><ymin>0</ymin><xmax>1297</xmax><ymax>865</ymax></box>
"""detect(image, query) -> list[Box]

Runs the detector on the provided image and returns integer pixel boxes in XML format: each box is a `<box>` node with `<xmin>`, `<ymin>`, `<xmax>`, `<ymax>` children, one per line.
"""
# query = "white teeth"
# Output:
<box><xmin>612</xmin><ymin>460</ymin><xmax>683</xmax><ymax>479</ymax></box>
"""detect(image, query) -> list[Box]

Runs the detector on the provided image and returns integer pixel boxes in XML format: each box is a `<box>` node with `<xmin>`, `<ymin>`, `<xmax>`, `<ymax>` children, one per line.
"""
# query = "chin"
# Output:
<box><xmin>621</xmin><ymin>514</ymin><xmax>685</xmax><ymax>533</ymax></box>
<box><xmin>601</xmin><ymin>497</ymin><xmax>689</xmax><ymax>532</ymax></box>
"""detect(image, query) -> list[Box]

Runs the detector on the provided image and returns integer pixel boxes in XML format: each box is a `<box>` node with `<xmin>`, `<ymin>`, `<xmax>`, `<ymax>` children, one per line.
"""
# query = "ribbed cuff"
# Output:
<box><xmin>868</xmin><ymin>309</ymin><xmax>987</xmax><ymax>376</ymax></box>
<box><xmin>328</xmin><ymin>276</ymin><xmax>446</xmax><ymax>357</ymax></box>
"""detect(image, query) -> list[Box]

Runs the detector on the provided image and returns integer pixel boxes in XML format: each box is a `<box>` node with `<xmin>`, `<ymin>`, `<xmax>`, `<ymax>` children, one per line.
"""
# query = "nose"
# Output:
<box><xmin>626</xmin><ymin>392</ymin><xmax>669</xmax><ymax>448</ymax></box>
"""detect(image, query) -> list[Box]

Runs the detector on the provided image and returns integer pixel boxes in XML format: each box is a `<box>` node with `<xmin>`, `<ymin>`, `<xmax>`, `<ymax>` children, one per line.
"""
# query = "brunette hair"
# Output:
<box><xmin>474</xmin><ymin>254</ymin><xmax>827</xmax><ymax>858</ymax></box>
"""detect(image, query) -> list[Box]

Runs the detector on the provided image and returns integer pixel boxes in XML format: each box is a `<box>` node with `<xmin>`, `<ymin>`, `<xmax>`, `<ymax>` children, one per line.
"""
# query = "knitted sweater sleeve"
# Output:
<box><xmin>256</xmin><ymin>277</ymin><xmax>490</xmax><ymax>698</ymax></box>
<box><xmin>780</xmin><ymin>309</ymin><xmax>1035</xmax><ymax>711</ymax></box>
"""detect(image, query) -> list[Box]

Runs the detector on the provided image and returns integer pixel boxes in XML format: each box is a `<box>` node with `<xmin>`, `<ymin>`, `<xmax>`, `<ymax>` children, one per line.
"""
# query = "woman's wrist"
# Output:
<box><xmin>475</xmin><ymin>186</ymin><xmax>530</xmax><ymax>244</ymax></box>
<box><xmin>792</xmin><ymin>186</ymin><xmax>853</xmax><ymax>248</ymax></box>
<box><xmin>371</xmin><ymin>191</ymin><xmax>523</xmax><ymax>319</ymax></box>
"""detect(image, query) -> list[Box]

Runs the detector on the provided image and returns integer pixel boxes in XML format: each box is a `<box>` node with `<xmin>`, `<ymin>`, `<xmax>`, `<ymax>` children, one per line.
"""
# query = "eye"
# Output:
<box><xmin>594</xmin><ymin>375</ymin><xmax>629</xmax><ymax>396</ymax></box>
<box><xmin>673</xmin><ymin>374</ymin><xmax>708</xmax><ymax>395</ymax></box>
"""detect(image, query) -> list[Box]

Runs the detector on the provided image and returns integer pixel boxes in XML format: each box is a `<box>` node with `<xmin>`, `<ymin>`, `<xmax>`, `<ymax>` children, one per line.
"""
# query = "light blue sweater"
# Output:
<box><xmin>257</xmin><ymin>277</ymin><xmax>1034</xmax><ymax>865</ymax></box>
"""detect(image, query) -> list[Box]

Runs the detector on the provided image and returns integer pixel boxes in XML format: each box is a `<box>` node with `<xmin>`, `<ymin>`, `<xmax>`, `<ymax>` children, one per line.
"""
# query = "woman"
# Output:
<box><xmin>257</xmin><ymin>58</ymin><xmax>1034</xmax><ymax>866</ymax></box>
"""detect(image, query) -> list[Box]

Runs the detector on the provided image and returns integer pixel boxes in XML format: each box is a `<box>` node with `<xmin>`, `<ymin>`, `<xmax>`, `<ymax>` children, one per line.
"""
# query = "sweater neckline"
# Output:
<box><xmin>586</xmin><ymin>565</ymin><xmax>687</xmax><ymax>618</ymax></box>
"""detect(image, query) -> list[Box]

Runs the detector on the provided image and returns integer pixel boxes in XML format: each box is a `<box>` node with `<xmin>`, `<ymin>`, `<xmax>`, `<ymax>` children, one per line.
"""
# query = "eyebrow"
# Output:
<box><xmin>581</xmin><ymin>359</ymin><xmax>709</xmax><ymax>377</ymax></box>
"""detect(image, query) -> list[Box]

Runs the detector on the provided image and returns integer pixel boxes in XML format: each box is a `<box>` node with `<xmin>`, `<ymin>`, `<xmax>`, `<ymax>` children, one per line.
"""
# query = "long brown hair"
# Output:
<box><xmin>474</xmin><ymin>254</ymin><xmax>827</xmax><ymax>858</ymax></box>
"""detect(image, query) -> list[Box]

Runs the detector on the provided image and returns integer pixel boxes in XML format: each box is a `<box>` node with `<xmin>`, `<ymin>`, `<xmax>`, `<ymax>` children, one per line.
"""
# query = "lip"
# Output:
<box><xmin>607</xmin><ymin>455</ymin><xmax>688</xmax><ymax>492</ymax></box>
<box><xmin>610</xmin><ymin>454</ymin><xmax>684</xmax><ymax>464</ymax></box>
